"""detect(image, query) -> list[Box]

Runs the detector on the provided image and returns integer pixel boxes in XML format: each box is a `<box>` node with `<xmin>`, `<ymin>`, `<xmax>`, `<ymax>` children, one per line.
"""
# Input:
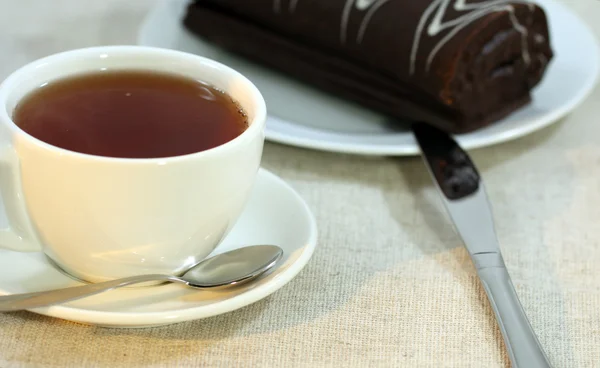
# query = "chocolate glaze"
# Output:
<box><xmin>183</xmin><ymin>0</ymin><xmax>553</xmax><ymax>133</ymax></box>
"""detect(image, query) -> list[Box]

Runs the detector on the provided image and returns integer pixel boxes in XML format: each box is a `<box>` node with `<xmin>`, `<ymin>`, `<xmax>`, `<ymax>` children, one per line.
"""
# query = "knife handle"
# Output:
<box><xmin>474</xmin><ymin>253</ymin><xmax>552</xmax><ymax>368</ymax></box>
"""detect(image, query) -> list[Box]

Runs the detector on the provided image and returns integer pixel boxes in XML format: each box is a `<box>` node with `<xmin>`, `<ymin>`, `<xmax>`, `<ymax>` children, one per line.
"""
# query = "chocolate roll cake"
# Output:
<box><xmin>183</xmin><ymin>0</ymin><xmax>553</xmax><ymax>133</ymax></box>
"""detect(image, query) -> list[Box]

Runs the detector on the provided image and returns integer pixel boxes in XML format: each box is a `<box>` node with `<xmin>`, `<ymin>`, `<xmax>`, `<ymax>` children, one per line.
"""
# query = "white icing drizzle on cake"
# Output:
<box><xmin>534</xmin><ymin>33</ymin><xmax>546</xmax><ymax>44</ymax></box>
<box><xmin>339</xmin><ymin>0</ymin><xmax>537</xmax><ymax>75</ymax></box>
<box><xmin>355</xmin><ymin>0</ymin><xmax>378</xmax><ymax>10</ymax></box>
<box><xmin>341</xmin><ymin>0</ymin><xmax>385</xmax><ymax>43</ymax></box>
<box><xmin>356</xmin><ymin>0</ymin><xmax>392</xmax><ymax>43</ymax></box>
<box><xmin>411</xmin><ymin>0</ymin><xmax>536</xmax><ymax>75</ymax></box>
<box><xmin>341</xmin><ymin>0</ymin><xmax>356</xmax><ymax>43</ymax></box>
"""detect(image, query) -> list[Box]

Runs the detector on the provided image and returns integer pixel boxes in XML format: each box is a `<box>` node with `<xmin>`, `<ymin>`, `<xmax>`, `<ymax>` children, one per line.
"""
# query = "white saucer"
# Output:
<box><xmin>0</xmin><ymin>169</ymin><xmax>317</xmax><ymax>328</ymax></box>
<box><xmin>138</xmin><ymin>0</ymin><xmax>599</xmax><ymax>156</ymax></box>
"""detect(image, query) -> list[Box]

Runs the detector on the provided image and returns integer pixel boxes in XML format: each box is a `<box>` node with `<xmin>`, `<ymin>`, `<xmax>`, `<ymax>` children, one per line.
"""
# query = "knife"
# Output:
<box><xmin>412</xmin><ymin>122</ymin><xmax>552</xmax><ymax>368</ymax></box>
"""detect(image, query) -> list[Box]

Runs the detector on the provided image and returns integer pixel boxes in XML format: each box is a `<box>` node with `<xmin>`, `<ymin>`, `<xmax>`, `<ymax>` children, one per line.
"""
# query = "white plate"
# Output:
<box><xmin>0</xmin><ymin>169</ymin><xmax>317</xmax><ymax>328</ymax></box>
<box><xmin>138</xmin><ymin>0</ymin><xmax>599</xmax><ymax>156</ymax></box>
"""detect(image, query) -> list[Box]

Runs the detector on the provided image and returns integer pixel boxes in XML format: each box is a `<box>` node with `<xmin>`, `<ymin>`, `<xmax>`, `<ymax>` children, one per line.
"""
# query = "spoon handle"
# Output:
<box><xmin>0</xmin><ymin>274</ymin><xmax>185</xmax><ymax>312</ymax></box>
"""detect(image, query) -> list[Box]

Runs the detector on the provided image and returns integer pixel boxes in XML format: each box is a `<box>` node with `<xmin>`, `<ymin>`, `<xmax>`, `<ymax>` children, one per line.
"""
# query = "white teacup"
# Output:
<box><xmin>0</xmin><ymin>46</ymin><xmax>266</xmax><ymax>282</ymax></box>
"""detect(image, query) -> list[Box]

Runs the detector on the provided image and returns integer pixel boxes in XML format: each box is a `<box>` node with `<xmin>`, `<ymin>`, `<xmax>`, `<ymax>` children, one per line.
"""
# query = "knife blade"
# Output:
<box><xmin>412</xmin><ymin>122</ymin><xmax>552</xmax><ymax>368</ymax></box>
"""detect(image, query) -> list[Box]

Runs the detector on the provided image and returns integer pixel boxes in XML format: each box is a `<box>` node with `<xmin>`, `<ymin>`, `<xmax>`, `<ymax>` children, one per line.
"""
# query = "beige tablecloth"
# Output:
<box><xmin>1</xmin><ymin>1</ymin><xmax>599</xmax><ymax>367</ymax></box>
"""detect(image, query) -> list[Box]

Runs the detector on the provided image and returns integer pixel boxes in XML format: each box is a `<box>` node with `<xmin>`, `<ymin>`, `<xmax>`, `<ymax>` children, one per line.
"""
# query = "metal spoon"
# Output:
<box><xmin>0</xmin><ymin>245</ymin><xmax>283</xmax><ymax>312</ymax></box>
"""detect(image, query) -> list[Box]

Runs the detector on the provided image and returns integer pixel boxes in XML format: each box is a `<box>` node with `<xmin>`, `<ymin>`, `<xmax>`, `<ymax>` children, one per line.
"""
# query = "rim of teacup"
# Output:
<box><xmin>0</xmin><ymin>45</ymin><xmax>267</xmax><ymax>164</ymax></box>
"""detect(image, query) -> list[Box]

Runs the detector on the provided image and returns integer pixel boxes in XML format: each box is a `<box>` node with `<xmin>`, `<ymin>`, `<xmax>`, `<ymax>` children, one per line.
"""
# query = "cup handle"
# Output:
<box><xmin>0</xmin><ymin>146</ymin><xmax>41</xmax><ymax>252</ymax></box>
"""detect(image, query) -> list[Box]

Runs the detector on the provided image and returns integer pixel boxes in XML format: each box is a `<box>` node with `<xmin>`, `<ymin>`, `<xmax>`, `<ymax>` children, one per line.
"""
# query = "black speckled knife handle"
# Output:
<box><xmin>412</xmin><ymin>123</ymin><xmax>480</xmax><ymax>200</ymax></box>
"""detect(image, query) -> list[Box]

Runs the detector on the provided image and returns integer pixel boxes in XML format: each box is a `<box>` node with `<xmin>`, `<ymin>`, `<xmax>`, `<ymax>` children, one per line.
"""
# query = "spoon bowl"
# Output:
<box><xmin>183</xmin><ymin>245</ymin><xmax>283</xmax><ymax>287</ymax></box>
